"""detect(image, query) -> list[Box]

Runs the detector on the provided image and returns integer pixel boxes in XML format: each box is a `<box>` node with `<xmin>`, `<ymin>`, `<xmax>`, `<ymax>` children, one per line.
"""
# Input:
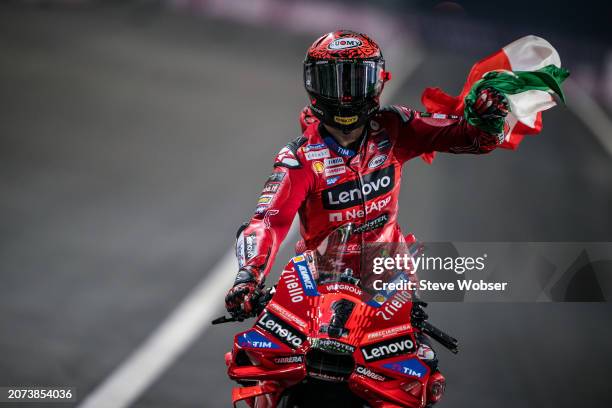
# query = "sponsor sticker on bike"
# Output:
<box><xmin>365</xmin><ymin>324</ymin><xmax>411</xmax><ymax>341</ymax></box>
<box><xmin>237</xmin><ymin>329</ymin><xmax>280</xmax><ymax>350</ymax></box>
<box><xmin>281</xmin><ymin>270</ymin><xmax>305</xmax><ymax>303</ymax></box>
<box><xmin>267</xmin><ymin>302</ymin><xmax>308</xmax><ymax>328</ymax></box>
<box><xmin>293</xmin><ymin>257</ymin><xmax>319</xmax><ymax>296</ymax></box>
<box><xmin>361</xmin><ymin>335</ymin><xmax>416</xmax><ymax>362</ymax></box>
<box><xmin>382</xmin><ymin>358</ymin><xmax>428</xmax><ymax>379</ymax></box>
<box><xmin>273</xmin><ymin>355</ymin><xmax>304</xmax><ymax>364</ymax></box>
<box><xmin>310</xmin><ymin>338</ymin><xmax>356</xmax><ymax>354</ymax></box>
<box><xmin>355</xmin><ymin>365</ymin><xmax>387</xmax><ymax>382</ymax></box>
<box><xmin>257</xmin><ymin>311</ymin><xmax>307</xmax><ymax>349</ymax></box>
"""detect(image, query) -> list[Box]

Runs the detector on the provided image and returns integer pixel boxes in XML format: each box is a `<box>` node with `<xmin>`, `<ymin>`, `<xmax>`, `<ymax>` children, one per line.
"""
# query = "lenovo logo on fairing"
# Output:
<box><xmin>257</xmin><ymin>312</ymin><xmax>306</xmax><ymax>349</ymax></box>
<box><xmin>322</xmin><ymin>166</ymin><xmax>394</xmax><ymax>210</ymax></box>
<box><xmin>361</xmin><ymin>335</ymin><xmax>416</xmax><ymax>362</ymax></box>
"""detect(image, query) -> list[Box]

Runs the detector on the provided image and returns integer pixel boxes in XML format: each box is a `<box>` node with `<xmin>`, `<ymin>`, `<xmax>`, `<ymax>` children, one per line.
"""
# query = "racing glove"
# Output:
<box><xmin>472</xmin><ymin>87</ymin><xmax>509</xmax><ymax>120</ymax></box>
<box><xmin>225</xmin><ymin>267</ymin><xmax>264</xmax><ymax>320</ymax></box>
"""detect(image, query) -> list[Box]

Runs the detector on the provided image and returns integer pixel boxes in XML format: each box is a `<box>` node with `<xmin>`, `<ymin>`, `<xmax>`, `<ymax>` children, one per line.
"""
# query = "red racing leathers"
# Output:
<box><xmin>235</xmin><ymin>105</ymin><xmax>501</xmax><ymax>282</ymax></box>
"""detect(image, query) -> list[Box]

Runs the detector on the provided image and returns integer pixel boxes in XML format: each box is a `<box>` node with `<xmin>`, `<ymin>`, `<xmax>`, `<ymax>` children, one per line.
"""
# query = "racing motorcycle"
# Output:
<box><xmin>213</xmin><ymin>223</ymin><xmax>459</xmax><ymax>407</ymax></box>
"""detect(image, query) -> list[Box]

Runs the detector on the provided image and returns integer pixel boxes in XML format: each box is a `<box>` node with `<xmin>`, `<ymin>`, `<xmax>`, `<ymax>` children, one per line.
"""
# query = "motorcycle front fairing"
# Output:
<box><xmin>226</xmin><ymin>224</ymin><xmax>435</xmax><ymax>408</ymax></box>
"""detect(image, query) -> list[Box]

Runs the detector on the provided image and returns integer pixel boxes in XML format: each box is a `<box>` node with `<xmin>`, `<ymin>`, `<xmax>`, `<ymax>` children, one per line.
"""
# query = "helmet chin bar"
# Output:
<box><xmin>308</xmin><ymin>92</ymin><xmax>379</xmax><ymax>133</ymax></box>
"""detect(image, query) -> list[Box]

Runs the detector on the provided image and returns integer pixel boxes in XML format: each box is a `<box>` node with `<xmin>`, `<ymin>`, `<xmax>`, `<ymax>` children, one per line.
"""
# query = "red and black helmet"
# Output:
<box><xmin>304</xmin><ymin>30</ymin><xmax>390</xmax><ymax>132</ymax></box>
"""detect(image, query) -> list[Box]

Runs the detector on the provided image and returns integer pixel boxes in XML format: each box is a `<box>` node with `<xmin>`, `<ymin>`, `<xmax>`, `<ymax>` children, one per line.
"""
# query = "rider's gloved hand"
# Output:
<box><xmin>472</xmin><ymin>87</ymin><xmax>509</xmax><ymax>120</ymax></box>
<box><xmin>225</xmin><ymin>267</ymin><xmax>263</xmax><ymax>320</ymax></box>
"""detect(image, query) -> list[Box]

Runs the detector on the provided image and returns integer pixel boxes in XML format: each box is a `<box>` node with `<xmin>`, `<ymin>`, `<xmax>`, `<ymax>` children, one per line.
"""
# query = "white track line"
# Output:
<box><xmin>78</xmin><ymin>247</ymin><xmax>238</xmax><ymax>408</ymax></box>
<box><xmin>78</xmin><ymin>44</ymin><xmax>422</xmax><ymax>408</ymax></box>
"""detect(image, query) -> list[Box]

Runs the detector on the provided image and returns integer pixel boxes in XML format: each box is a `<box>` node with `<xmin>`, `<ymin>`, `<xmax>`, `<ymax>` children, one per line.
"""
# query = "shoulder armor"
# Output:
<box><xmin>273</xmin><ymin>136</ymin><xmax>307</xmax><ymax>169</ymax></box>
<box><xmin>380</xmin><ymin>105</ymin><xmax>414</xmax><ymax>124</ymax></box>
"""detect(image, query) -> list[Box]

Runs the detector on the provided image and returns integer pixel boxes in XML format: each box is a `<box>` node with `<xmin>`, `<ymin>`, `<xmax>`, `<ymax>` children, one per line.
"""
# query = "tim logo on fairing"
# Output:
<box><xmin>322</xmin><ymin>166</ymin><xmax>395</xmax><ymax>210</ymax></box>
<box><xmin>382</xmin><ymin>358</ymin><xmax>428</xmax><ymax>379</ymax></box>
<box><xmin>237</xmin><ymin>329</ymin><xmax>280</xmax><ymax>350</ymax></box>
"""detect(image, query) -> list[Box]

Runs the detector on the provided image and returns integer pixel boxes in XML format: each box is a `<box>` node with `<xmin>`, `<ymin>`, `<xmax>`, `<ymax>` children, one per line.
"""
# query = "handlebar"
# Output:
<box><xmin>411</xmin><ymin>300</ymin><xmax>459</xmax><ymax>354</ymax></box>
<box><xmin>417</xmin><ymin>320</ymin><xmax>459</xmax><ymax>354</ymax></box>
<box><xmin>211</xmin><ymin>289</ymin><xmax>459</xmax><ymax>354</ymax></box>
<box><xmin>211</xmin><ymin>286</ymin><xmax>274</xmax><ymax>325</ymax></box>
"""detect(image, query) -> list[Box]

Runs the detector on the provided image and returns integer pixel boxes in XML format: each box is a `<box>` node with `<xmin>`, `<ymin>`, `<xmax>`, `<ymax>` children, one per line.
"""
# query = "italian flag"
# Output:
<box><xmin>421</xmin><ymin>35</ymin><xmax>569</xmax><ymax>162</ymax></box>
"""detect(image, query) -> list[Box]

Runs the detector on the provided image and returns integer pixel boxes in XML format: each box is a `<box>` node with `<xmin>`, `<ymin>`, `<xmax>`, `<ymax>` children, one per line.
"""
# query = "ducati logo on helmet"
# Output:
<box><xmin>328</xmin><ymin>38</ymin><xmax>362</xmax><ymax>50</ymax></box>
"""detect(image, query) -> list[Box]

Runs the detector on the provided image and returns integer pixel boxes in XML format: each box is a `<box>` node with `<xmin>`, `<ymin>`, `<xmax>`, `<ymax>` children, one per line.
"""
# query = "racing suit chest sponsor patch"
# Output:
<box><xmin>322</xmin><ymin>165</ymin><xmax>395</xmax><ymax>210</ymax></box>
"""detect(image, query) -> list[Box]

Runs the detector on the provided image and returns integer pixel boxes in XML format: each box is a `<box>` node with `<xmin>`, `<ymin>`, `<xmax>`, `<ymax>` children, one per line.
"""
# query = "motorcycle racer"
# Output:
<box><xmin>225</xmin><ymin>30</ymin><xmax>509</xmax><ymax>318</ymax></box>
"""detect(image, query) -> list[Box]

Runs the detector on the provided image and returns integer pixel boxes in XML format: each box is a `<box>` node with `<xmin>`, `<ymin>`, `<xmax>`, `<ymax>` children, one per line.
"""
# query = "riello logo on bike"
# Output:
<box><xmin>257</xmin><ymin>312</ymin><xmax>306</xmax><ymax>349</ymax></box>
<box><xmin>322</xmin><ymin>166</ymin><xmax>395</xmax><ymax>210</ymax></box>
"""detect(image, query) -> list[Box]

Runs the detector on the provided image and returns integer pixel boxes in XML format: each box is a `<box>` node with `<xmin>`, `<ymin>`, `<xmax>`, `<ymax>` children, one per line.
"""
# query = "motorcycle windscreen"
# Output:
<box><xmin>304</xmin><ymin>60</ymin><xmax>384</xmax><ymax>100</ymax></box>
<box><xmin>314</xmin><ymin>223</ymin><xmax>417</xmax><ymax>304</ymax></box>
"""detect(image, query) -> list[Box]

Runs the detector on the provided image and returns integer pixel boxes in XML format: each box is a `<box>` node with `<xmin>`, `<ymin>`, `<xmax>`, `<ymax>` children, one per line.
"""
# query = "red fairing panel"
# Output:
<box><xmin>236</xmin><ymin>106</ymin><xmax>500</xmax><ymax>280</ymax></box>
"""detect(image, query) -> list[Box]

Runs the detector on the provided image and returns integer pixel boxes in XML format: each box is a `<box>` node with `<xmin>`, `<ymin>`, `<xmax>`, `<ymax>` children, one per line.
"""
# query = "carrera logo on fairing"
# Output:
<box><xmin>322</xmin><ymin>166</ymin><xmax>395</xmax><ymax>210</ymax></box>
<box><xmin>257</xmin><ymin>312</ymin><xmax>306</xmax><ymax>349</ymax></box>
<box><xmin>328</xmin><ymin>37</ymin><xmax>362</xmax><ymax>50</ymax></box>
<box><xmin>361</xmin><ymin>335</ymin><xmax>416</xmax><ymax>362</ymax></box>
<box><xmin>355</xmin><ymin>365</ymin><xmax>387</xmax><ymax>382</ymax></box>
<box><xmin>274</xmin><ymin>355</ymin><xmax>304</xmax><ymax>364</ymax></box>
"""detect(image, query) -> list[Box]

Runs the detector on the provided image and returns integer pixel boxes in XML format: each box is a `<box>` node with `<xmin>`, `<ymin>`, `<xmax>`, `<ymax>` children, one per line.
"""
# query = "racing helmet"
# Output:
<box><xmin>304</xmin><ymin>30</ymin><xmax>390</xmax><ymax>132</ymax></box>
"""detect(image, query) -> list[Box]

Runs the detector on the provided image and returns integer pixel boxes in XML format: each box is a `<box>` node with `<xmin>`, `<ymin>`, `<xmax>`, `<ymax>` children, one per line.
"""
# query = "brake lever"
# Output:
<box><xmin>211</xmin><ymin>286</ymin><xmax>274</xmax><ymax>325</ymax></box>
<box><xmin>211</xmin><ymin>315</ymin><xmax>238</xmax><ymax>325</ymax></box>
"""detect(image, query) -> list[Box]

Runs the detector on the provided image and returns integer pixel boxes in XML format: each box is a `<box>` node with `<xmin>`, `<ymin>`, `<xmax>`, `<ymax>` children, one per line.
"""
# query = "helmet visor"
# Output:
<box><xmin>304</xmin><ymin>60</ymin><xmax>385</xmax><ymax>100</ymax></box>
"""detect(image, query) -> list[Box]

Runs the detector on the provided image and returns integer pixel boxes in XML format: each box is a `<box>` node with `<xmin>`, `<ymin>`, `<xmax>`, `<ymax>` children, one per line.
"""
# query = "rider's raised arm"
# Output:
<box><xmin>383</xmin><ymin>104</ymin><xmax>504</xmax><ymax>163</ymax></box>
<box><xmin>235</xmin><ymin>136</ymin><xmax>315</xmax><ymax>281</ymax></box>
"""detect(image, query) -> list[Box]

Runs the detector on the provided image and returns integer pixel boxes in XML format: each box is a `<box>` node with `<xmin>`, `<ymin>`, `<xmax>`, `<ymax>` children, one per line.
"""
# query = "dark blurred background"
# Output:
<box><xmin>1</xmin><ymin>1</ymin><xmax>611</xmax><ymax>407</ymax></box>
